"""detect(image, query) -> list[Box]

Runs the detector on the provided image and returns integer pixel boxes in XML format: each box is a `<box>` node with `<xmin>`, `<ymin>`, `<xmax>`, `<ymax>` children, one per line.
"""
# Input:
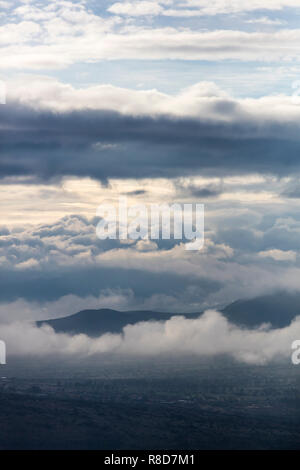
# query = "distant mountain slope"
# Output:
<box><xmin>37</xmin><ymin>309</ymin><xmax>200</xmax><ymax>337</ymax></box>
<box><xmin>222</xmin><ymin>292</ymin><xmax>300</xmax><ymax>328</ymax></box>
<box><xmin>37</xmin><ymin>292</ymin><xmax>300</xmax><ymax>336</ymax></box>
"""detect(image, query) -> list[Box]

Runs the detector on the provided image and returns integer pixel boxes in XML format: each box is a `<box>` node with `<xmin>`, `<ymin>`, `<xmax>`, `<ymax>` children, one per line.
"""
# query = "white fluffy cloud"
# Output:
<box><xmin>108</xmin><ymin>0</ymin><xmax>300</xmax><ymax>17</ymax></box>
<box><xmin>3</xmin><ymin>28</ymin><xmax>300</xmax><ymax>69</ymax></box>
<box><xmin>245</xmin><ymin>17</ymin><xmax>285</xmax><ymax>26</ymax></box>
<box><xmin>258</xmin><ymin>249</ymin><xmax>297</xmax><ymax>262</ymax></box>
<box><xmin>1</xmin><ymin>0</ymin><xmax>300</xmax><ymax>69</ymax></box>
<box><xmin>108</xmin><ymin>1</ymin><xmax>165</xmax><ymax>17</ymax></box>
<box><xmin>0</xmin><ymin>21</ymin><xmax>41</xmax><ymax>45</ymax></box>
<box><xmin>1</xmin><ymin>310</ymin><xmax>299</xmax><ymax>365</ymax></box>
<box><xmin>177</xmin><ymin>0</ymin><xmax>300</xmax><ymax>15</ymax></box>
<box><xmin>7</xmin><ymin>77</ymin><xmax>300</xmax><ymax>127</ymax></box>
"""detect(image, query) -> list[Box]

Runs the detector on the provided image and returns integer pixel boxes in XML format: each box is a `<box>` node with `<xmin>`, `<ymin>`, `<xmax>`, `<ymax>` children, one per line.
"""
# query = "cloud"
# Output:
<box><xmin>177</xmin><ymin>0</ymin><xmax>300</xmax><ymax>15</ymax></box>
<box><xmin>1</xmin><ymin>310</ymin><xmax>299</xmax><ymax>365</ymax></box>
<box><xmin>0</xmin><ymin>1</ymin><xmax>9</xmax><ymax>8</ymax></box>
<box><xmin>245</xmin><ymin>17</ymin><xmax>285</xmax><ymax>26</ymax></box>
<box><xmin>1</xmin><ymin>173</ymin><xmax>300</xmax><ymax>315</ymax></box>
<box><xmin>2</xmin><ymin>200</ymin><xmax>300</xmax><ymax>313</ymax></box>
<box><xmin>1</xmin><ymin>210</ymin><xmax>300</xmax><ymax>315</ymax></box>
<box><xmin>2</xmin><ymin>0</ymin><xmax>300</xmax><ymax>69</ymax></box>
<box><xmin>0</xmin><ymin>21</ymin><xmax>41</xmax><ymax>45</ymax></box>
<box><xmin>0</xmin><ymin>289</ymin><xmax>137</xmax><ymax>323</ymax></box>
<box><xmin>175</xmin><ymin>180</ymin><xmax>224</xmax><ymax>198</ymax></box>
<box><xmin>281</xmin><ymin>182</ymin><xmax>300</xmax><ymax>199</ymax></box>
<box><xmin>4</xmin><ymin>28</ymin><xmax>300</xmax><ymax>68</ymax></box>
<box><xmin>258</xmin><ymin>249</ymin><xmax>297</xmax><ymax>262</ymax></box>
<box><xmin>7</xmin><ymin>77</ymin><xmax>300</xmax><ymax>128</ymax></box>
<box><xmin>1</xmin><ymin>0</ymin><xmax>300</xmax><ymax>71</ymax></box>
<box><xmin>2</xmin><ymin>79</ymin><xmax>300</xmax><ymax>182</ymax></box>
<box><xmin>0</xmin><ymin>214</ymin><xmax>223</xmax><ymax>309</ymax></box>
<box><xmin>108</xmin><ymin>2</ymin><xmax>165</xmax><ymax>17</ymax></box>
<box><xmin>108</xmin><ymin>0</ymin><xmax>299</xmax><ymax>18</ymax></box>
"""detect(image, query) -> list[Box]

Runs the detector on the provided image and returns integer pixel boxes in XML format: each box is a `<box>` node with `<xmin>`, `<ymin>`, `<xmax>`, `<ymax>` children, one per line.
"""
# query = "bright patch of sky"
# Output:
<box><xmin>0</xmin><ymin>0</ymin><xmax>300</xmax><ymax>97</ymax></box>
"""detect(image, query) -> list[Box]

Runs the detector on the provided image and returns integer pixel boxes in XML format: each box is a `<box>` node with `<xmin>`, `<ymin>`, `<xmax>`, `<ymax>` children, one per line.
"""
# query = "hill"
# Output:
<box><xmin>37</xmin><ymin>291</ymin><xmax>300</xmax><ymax>336</ymax></box>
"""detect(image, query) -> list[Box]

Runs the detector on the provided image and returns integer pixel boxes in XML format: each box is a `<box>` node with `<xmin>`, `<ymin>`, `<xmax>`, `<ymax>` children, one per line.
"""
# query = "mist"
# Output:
<box><xmin>1</xmin><ymin>310</ymin><xmax>299</xmax><ymax>365</ymax></box>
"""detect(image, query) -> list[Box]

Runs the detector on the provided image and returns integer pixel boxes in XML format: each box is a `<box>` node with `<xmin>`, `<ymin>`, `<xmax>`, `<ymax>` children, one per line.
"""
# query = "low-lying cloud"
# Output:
<box><xmin>1</xmin><ymin>310</ymin><xmax>299</xmax><ymax>365</ymax></box>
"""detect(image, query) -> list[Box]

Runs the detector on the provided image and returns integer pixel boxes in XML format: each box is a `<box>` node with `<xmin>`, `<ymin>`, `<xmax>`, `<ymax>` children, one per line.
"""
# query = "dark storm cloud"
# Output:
<box><xmin>1</xmin><ymin>103</ymin><xmax>300</xmax><ymax>181</ymax></box>
<box><xmin>175</xmin><ymin>181</ymin><xmax>224</xmax><ymax>198</ymax></box>
<box><xmin>124</xmin><ymin>190</ymin><xmax>148</xmax><ymax>196</ymax></box>
<box><xmin>281</xmin><ymin>182</ymin><xmax>300</xmax><ymax>199</ymax></box>
<box><xmin>0</xmin><ymin>265</ymin><xmax>220</xmax><ymax>304</ymax></box>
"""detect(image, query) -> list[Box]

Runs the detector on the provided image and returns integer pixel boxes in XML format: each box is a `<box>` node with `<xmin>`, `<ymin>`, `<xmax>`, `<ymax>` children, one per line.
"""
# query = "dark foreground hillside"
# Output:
<box><xmin>0</xmin><ymin>360</ymin><xmax>299</xmax><ymax>450</ymax></box>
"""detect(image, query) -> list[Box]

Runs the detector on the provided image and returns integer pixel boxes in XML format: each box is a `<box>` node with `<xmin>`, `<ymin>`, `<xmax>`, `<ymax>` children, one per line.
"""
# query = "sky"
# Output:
<box><xmin>1</xmin><ymin>0</ymin><xmax>300</xmax><ymax>362</ymax></box>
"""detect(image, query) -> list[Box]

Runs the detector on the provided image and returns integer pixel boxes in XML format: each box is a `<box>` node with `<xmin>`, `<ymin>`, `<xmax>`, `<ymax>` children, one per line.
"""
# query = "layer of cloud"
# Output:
<box><xmin>2</xmin><ymin>79</ymin><xmax>300</xmax><ymax>182</ymax></box>
<box><xmin>0</xmin><ymin>289</ymin><xmax>137</xmax><ymax>323</ymax></box>
<box><xmin>245</xmin><ymin>17</ymin><xmax>286</xmax><ymax>26</ymax></box>
<box><xmin>108</xmin><ymin>0</ymin><xmax>300</xmax><ymax>17</ymax></box>
<box><xmin>258</xmin><ymin>249</ymin><xmax>297</xmax><ymax>262</ymax></box>
<box><xmin>108</xmin><ymin>1</ymin><xmax>166</xmax><ymax>17</ymax></box>
<box><xmin>9</xmin><ymin>77</ymin><xmax>300</xmax><ymax>119</ymax></box>
<box><xmin>4</xmin><ymin>28</ymin><xmax>300</xmax><ymax>69</ymax></box>
<box><xmin>168</xmin><ymin>0</ymin><xmax>300</xmax><ymax>16</ymax></box>
<box><xmin>1</xmin><ymin>1</ymin><xmax>300</xmax><ymax>69</ymax></box>
<box><xmin>1</xmin><ymin>211</ymin><xmax>300</xmax><ymax>315</ymax></box>
<box><xmin>1</xmin><ymin>310</ymin><xmax>299</xmax><ymax>365</ymax></box>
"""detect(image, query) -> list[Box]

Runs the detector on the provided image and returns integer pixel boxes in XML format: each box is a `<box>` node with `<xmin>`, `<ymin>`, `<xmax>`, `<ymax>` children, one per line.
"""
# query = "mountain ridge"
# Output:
<box><xmin>36</xmin><ymin>291</ymin><xmax>300</xmax><ymax>336</ymax></box>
